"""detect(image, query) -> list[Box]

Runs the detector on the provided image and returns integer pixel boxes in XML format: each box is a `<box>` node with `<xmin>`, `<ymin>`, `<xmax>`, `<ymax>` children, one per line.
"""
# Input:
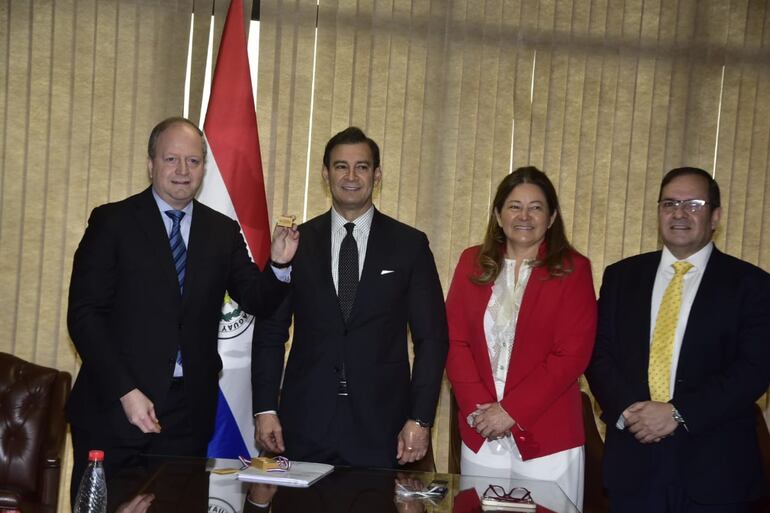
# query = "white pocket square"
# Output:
<box><xmin>380</xmin><ymin>269</ymin><xmax>395</xmax><ymax>275</ymax></box>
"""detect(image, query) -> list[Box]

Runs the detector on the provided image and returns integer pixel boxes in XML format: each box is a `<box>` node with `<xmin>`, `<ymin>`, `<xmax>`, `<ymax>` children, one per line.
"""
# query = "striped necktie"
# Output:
<box><xmin>165</xmin><ymin>210</ymin><xmax>187</xmax><ymax>292</ymax></box>
<box><xmin>648</xmin><ymin>261</ymin><xmax>693</xmax><ymax>402</ymax></box>
<box><xmin>165</xmin><ymin>209</ymin><xmax>186</xmax><ymax>376</ymax></box>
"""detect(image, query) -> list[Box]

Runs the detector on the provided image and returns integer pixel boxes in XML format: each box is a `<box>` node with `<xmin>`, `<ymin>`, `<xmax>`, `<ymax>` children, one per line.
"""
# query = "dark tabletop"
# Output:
<box><xmin>105</xmin><ymin>456</ymin><xmax>576</xmax><ymax>513</ymax></box>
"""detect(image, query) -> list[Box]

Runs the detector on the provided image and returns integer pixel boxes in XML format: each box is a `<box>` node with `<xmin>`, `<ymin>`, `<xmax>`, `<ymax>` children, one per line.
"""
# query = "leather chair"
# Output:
<box><xmin>582</xmin><ymin>391</ymin><xmax>609</xmax><ymax>513</ymax></box>
<box><xmin>0</xmin><ymin>352</ymin><xmax>71</xmax><ymax>513</ymax></box>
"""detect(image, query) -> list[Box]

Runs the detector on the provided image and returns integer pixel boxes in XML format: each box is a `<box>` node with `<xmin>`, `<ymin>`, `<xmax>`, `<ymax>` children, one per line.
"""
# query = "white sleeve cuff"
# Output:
<box><xmin>271</xmin><ymin>266</ymin><xmax>291</xmax><ymax>283</ymax></box>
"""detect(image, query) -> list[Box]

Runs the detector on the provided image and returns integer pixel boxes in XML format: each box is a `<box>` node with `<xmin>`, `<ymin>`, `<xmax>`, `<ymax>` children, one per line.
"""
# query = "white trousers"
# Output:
<box><xmin>461</xmin><ymin>440</ymin><xmax>584</xmax><ymax>512</ymax></box>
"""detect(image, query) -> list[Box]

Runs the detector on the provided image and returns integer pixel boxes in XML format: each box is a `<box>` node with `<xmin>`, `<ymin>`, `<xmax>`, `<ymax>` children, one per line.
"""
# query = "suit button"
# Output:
<box><xmin>342</xmin><ymin>328</ymin><xmax>348</xmax><ymax>336</ymax></box>
<box><xmin>178</xmin><ymin>322</ymin><xmax>183</xmax><ymax>330</ymax></box>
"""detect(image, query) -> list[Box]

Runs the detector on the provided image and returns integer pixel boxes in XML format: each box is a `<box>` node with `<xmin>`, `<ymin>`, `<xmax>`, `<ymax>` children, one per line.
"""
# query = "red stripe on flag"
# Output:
<box><xmin>204</xmin><ymin>0</ymin><xmax>270</xmax><ymax>268</ymax></box>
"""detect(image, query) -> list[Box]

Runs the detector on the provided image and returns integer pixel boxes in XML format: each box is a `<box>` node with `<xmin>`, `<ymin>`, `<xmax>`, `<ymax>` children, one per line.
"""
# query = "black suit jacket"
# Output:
<box><xmin>252</xmin><ymin>209</ymin><xmax>448</xmax><ymax>466</ymax></box>
<box><xmin>587</xmin><ymin>247</ymin><xmax>770</xmax><ymax>503</ymax></box>
<box><xmin>67</xmin><ymin>187</ymin><xmax>287</xmax><ymax>443</ymax></box>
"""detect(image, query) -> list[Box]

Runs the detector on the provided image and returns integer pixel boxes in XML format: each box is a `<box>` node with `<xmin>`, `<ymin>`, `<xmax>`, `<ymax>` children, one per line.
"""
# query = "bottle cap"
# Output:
<box><xmin>88</xmin><ymin>449</ymin><xmax>105</xmax><ymax>461</ymax></box>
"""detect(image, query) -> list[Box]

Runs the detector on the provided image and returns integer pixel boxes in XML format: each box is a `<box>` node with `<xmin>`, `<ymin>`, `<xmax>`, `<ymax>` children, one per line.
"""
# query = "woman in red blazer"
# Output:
<box><xmin>446</xmin><ymin>167</ymin><xmax>597</xmax><ymax>510</ymax></box>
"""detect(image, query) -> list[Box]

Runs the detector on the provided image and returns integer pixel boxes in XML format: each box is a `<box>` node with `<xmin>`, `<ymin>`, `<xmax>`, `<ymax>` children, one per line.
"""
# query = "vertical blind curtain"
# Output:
<box><xmin>188</xmin><ymin>0</ymin><xmax>249</xmax><ymax>125</ymax></box>
<box><xmin>0</xmin><ymin>0</ymin><xmax>196</xmax><ymax>510</ymax></box>
<box><xmin>0</xmin><ymin>0</ymin><xmax>194</xmax><ymax>367</ymax></box>
<box><xmin>257</xmin><ymin>0</ymin><xmax>770</xmax><ymax>471</ymax></box>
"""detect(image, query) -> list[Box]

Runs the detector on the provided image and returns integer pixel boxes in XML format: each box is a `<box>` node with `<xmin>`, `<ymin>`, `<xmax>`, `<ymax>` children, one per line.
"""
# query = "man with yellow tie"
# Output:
<box><xmin>587</xmin><ymin>167</ymin><xmax>770</xmax><ymax>513</ymax></box>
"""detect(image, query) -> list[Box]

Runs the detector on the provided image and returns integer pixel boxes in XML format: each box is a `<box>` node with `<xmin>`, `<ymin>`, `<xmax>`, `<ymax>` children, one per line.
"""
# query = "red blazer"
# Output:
<box><xmin>445</xmin><ymin>245</ymin><xmax>597</xmax><ymax>460</ymax></box>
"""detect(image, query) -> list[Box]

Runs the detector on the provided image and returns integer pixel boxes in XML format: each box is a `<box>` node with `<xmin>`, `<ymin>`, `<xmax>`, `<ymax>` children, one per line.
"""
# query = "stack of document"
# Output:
<box><xmin>237</xmin><ymin>461</ymin><xmax>334</xmax><ymax>488</ymax></box>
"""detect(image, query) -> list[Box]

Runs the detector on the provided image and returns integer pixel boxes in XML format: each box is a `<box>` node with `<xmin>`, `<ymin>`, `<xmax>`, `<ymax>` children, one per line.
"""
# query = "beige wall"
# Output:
<box><xmin>1</xmin><ymin>0</ymin><xmax>769</xmax><ymax>510</ymax></box>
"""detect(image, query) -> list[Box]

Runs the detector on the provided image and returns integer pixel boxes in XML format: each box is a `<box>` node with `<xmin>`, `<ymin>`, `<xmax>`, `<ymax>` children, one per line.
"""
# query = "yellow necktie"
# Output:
<box><xmin>648</xmin><ymin>261</ymin><xmax>693</xmax><ymax>402</ymax></box>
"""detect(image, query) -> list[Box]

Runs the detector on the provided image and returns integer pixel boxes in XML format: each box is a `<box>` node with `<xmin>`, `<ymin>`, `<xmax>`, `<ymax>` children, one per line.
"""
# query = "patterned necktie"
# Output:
<box><xmin>165</xmin><ymin>210</ymin><xmax>187</xmax><ymax>293</ymax></box>
<box><xmin>338</xmin><ymin>222</ymin><xmax>358</xmax><ymax>322</ymax></box>
<box><xmin>648</xmin><ymin>261</ymin><xmax>693</xmax><ymax>402</ymax></box>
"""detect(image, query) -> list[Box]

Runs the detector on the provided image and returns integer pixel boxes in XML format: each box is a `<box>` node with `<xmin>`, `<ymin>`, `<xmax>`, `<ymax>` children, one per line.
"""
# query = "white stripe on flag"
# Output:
<box><xmin>198</xmin><ymin>144</ymin><xmax>238</xmax><ymax>222</ymax></box>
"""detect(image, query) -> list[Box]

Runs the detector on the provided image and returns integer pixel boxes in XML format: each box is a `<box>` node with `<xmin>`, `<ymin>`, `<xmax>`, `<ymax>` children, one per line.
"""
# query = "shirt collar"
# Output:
<box><xmin>660</xmin><ymin>241</ymin><xmax>713</xmax><ymax>272</ymax></box>
<box><xmin>331</xmin><ymin>205</ymin><xmax>374</xmax><ymax>235</ymax></box>
<box><xmin>152</xmin><ymin>188</ymin><xmax>193</xmax><ymax>217</ymax></box>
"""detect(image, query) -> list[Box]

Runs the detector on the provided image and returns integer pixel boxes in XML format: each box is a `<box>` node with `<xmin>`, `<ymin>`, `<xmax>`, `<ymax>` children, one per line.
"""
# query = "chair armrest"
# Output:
<box><xmin>0</xmin><ymin>489</ymin><xmax>22</xmax><ymax>509</ymax></box>
<box><xmin>39</xmin><ymin>464</ymin><xmax>62</xmax><ymax>508</ymax></box>
<box><xmin>38</xmin><ymin>370</ymin><xmax>69</xmax><ymax>507</ymax></box>
<box><xmin>43</xmin><ymin>457</ymin><xmax>61</xmax><ymax>468</ymax></box>
<box><xmin>42</xmin><ymin>371</ymin><xmax>71</xmax><ymax>463</ymax></box>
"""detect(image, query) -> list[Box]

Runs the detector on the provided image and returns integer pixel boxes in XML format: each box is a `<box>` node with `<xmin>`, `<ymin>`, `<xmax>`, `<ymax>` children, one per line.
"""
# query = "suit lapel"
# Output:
<box><xmin>133</xmin><ymin>188</ymin><xmax>182</xmax><ymax>305</ymax></box>
<box><xmin>677</xmin><ymin>247</ymin><xmax>723</xmax><ymax>375</ymax></box>
<box><xmin>307</xmin><ymin>211</ymin><xmax>340</xmax><ymax>317</ymax></box>
<box><xmin>633</xmin><ymin>255</ymin><xmax>658</xmax><ymax>339</ymax></box>
<box><xmin>628</xmin><ymin>252</ymin><xmax>661</xmax><ymax>385</ymax></box>
<box><xmin>351</xmin><ymin>209</ymin><xmax>389</xmax><ymax>324</ymax></box>
<box><xmin>357</xmin><ymin>210</ymin><xmax>385</xmax><ymax>287</ymax></box>
<box><xmin>512</xmin><ymin>263</ymin><xmax>547</xmax><ymax>350</ymax></box>
<box><xmin>182</xmin><ymin>199</ymin><xmax>210</xmax><ymax>306</ymax></box>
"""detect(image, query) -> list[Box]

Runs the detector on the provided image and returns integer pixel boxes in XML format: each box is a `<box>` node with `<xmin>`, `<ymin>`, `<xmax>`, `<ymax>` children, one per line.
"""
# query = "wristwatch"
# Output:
<box><xmin>671</xmin><ymin>406</ymin><xmax>688</xmax><ymax>431</ymax></box>
<box><xmin>269</xmin><ymin>259</ymin><xmax>292</xmax><ymax>269</ymax></box>
<box><xmin>412</xmin><ymin>418</ymin><xmax>431</xmax><ymax>428</ymax></box>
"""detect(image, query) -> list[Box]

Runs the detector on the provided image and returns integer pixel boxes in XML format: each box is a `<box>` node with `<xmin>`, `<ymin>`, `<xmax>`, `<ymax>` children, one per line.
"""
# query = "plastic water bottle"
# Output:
<box><xmin>73</xmin><ymin>449</ymin><xmax>107</xmax><ymax>513</ymax></box>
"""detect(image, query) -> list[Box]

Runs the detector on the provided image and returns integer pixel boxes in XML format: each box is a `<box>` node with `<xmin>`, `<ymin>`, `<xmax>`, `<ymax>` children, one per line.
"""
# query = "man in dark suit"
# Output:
<box><xmin>587</xmin><ymin>167</ymin><xmax>770</xmax><ymax>512</ymax></box>
<box><xmin>252</xmin><ymin>127</ymin><xmax>448</xmax><ymax>468</ymax></box>
<box><xmin>67</xmin><ymin>117</ymin><xmax>298</xmax><ymax>502</ymax></box>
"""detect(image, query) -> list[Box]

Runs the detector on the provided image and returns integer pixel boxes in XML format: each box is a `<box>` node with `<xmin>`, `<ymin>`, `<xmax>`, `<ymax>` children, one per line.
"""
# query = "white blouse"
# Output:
<box><xmin>485</xmin><ymin>258</ymin><xmax>533</xmax><ymax>385</ymax></box>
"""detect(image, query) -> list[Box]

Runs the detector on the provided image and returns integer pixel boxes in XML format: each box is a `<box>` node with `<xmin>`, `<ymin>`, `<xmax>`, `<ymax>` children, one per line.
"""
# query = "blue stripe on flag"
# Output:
<box><xmin>207</xmin><ymin>387</ymin><xmax>250</xmax><ymax>458</ymax></box>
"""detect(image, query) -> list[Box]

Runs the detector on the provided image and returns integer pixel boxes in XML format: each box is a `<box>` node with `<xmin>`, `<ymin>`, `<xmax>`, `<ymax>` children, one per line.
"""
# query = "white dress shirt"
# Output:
<box><xmin>152</xmin><ymin>189</ymin><xmax>193</xmax><ymax>245</ymax></box>
<box><xmin>650</xmin><ymin>242</ymin><xmax>713</xmax><ymax>398</ymax></box>
<box><xmin>330</xmin><ymin>206</ymin><xmax>374</xmax><ymax>292</ymax></box>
